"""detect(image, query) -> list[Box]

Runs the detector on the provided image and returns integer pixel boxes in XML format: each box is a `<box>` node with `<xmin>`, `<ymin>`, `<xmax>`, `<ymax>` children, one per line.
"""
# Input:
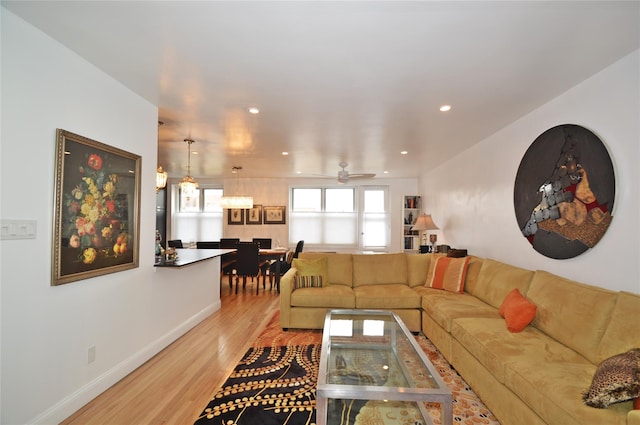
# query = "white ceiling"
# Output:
<box><xmin>4</xmin><ymin>1</ymin><xmax>639</xmax><ymax>181</ymax></box>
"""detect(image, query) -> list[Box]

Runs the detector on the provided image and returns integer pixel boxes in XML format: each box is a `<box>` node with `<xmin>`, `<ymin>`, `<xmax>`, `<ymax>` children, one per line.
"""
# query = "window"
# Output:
<box><xmin>171</xmin><ymin>187</ymin><xmax>224</xmax><ymax>243</ymax></box>
<box><xmin>290</xmin><ymin>186</ymin><xmax>389</xmax><ymax>251</ymax></box>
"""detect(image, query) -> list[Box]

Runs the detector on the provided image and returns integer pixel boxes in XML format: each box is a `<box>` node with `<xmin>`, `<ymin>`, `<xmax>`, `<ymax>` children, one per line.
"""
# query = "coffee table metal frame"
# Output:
<box><xmin>316</xmin><ymin>309</ymin><xmax>453</xmax><ymax>425</ymax></box>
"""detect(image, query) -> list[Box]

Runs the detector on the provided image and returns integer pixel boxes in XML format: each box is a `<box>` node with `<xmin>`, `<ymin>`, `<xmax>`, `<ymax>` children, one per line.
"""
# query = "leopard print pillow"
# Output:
<box><xmin>583</xmin><ymin>348</ymin><xmax>640</xmax><ymax>408</ymax></box>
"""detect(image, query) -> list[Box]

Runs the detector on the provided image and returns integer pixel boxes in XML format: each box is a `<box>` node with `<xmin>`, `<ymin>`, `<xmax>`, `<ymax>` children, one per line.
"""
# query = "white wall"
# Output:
<box><xmin>420</xmin><ymin>50</ymin><xmax>640</xmax><ymax>294</ymax></box>
<box><xmin>1</xmin><ymin>10</ymin><xmax>220</xmax><ymax>424</ymax></box>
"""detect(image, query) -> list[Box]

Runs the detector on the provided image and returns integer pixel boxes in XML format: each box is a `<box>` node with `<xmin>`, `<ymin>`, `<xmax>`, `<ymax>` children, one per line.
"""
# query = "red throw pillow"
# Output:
<box><xmin>499</xmin><ymin>288</ymin><xmax>537</xmax><ymax>333</ymax></box>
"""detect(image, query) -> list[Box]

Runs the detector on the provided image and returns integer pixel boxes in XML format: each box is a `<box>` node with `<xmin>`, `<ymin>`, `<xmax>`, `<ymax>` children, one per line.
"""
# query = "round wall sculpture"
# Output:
<box><xmin>513</xmin><ymin>124</ymin><xmax>615</xmax><ymax>259</ymax></box>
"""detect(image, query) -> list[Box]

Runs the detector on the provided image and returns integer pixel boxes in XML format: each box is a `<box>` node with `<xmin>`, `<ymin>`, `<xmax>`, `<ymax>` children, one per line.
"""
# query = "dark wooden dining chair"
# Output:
<box><xmin>219</xmin><ymin>238</ymin><xmax>240</xmax><ymax>288</ymax></box>
<box><xmin>196</xmin><ymin>241</ymin><xmax>220</xmax><ymax>249</ymax></box>
<box><xmin>234</xmin><ymin>241</ymin><xmax>261</xmax><ymax>294</ymax></box>
<box><xmin>268</xmin><ymin>240</ymin><xmax>304</xmax><ymax>285</ymax></box>
<box><xmin>167</xmin><ymin>239</ymin><xmax>183</xmax><ymax>248</ymax></box>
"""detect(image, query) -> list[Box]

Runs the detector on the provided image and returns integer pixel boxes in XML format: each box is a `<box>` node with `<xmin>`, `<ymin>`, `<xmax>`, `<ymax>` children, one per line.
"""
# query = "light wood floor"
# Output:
<box><xmin>61</xmin><ymin>277</ymin><xmax>280</xmax><ymax>425</ymax></box>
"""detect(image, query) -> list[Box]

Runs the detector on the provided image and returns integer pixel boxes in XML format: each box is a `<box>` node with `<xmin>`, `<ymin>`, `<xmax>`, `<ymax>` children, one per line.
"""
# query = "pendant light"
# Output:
<box><xmin>220</xmin><ymin>166</ymin><xmax>253</xmax><ymax>209</ymax></box>
<box><xmin>179</xmin><ymin>138</ymin><xmax>198</xmax><ymax>197</ymax></box>
<box><xmin>155</xmin><ymin>166</ymin><xmax>168</xmax><ymax>192</ymax></box>
<box><xmin>155</xmin><ymin>121</ymin><xmax>168</xmax><ymax>192</ymax></box>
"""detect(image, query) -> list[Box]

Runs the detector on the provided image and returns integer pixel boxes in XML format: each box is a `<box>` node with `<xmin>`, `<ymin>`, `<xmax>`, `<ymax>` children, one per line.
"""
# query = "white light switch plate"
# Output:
<box><xmin>0</xmin><ymin>219</ymin><xmax>37</xmax><ymax>240</ymax></box>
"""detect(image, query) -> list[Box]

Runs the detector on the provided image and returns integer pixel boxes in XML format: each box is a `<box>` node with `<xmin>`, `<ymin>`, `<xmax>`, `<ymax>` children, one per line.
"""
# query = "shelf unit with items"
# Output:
<box><xmin>403</xmin><ymin>195</ymin><xmax>421</xmax><ymax>252</ymax></box>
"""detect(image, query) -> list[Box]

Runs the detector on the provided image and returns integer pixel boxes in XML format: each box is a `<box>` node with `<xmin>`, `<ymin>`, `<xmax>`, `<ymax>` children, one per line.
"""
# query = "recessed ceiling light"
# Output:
<box><xmin>296</xmin><ymin>171</ymin><xmax>301</xmax><ymax>174</ymax></box>
<box><xmin>439</xmin><ymin>105</ymin><xmax>452</xmax><ymax>112</ymax></box>
<box><xmin>282</xmin><ymin>151</ymin><xmax>289</xmax><ymax>155</ymax></box>
<box><xmin>192</xmin><ymin>151</ymin><xmax>199</xmax><ymax>155</ymax></box>
<box><xmin>384</xmin><ymin>170</ymin><xmax>389</xmax><ymax>174</ymax></box>
<box><xmin>401</xmin><ymin>151</ymin><xmax>408</xmax><ymax>155</ymax></box>
<box><xmin>248</xmin><ymin>107</ymin><xmax>260</xmax><ymax>114</ymax></box>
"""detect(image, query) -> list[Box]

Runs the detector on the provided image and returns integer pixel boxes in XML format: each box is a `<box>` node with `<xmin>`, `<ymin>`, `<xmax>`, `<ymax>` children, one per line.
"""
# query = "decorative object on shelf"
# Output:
<box><xmin>155</xmin><ymin>166</ymin><xmax>167</xmax><ymax>192</ymax></box>
<box><xmin>514</xmin><ymin>124</ymin><xmax>615</xmax><ymax>259</ymax></box>
<box><xmin>412</xmin><ymin>213</ymin><xmax>439</xmax><ymax>252</ymax></box>
<box><xmin>227</xmin><ymin>208</ymin><xmax>244</xmax><ymax>225</ymax></box>
<box><xmin>52</xmin><ymin>129</ymin><xmax>141</xmax><ymax>285</ymax></box>
<box><xmin>246</xmin><ymin>204</ymin><xmax>263</xmax><ymax>224</ymax></box>
<box><xmin>220</xmin><ymin>166</ymin><xmax>253</xmax><ymax>209</ymax></box>
<box><xmin>264</xmin><ymin>206</ymin><xmax>286</xmax><ymax>224</ymax></box>
<box><xmin>178</xmin><ymin>138</ymin><xmax>198</xmax><ymax>198</ymax></box>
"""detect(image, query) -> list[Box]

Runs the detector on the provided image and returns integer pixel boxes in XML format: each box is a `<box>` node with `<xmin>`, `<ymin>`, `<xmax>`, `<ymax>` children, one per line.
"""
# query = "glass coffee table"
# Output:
<box><xmin>316</xmin><ymin>310</ymin><xmax>452</xmax><ymax>425</ymax></box>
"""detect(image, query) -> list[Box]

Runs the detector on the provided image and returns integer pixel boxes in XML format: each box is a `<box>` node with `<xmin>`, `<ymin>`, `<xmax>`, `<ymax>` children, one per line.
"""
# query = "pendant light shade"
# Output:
<box><xmin>220</xmin><ymin>166</ymin><xmax>253</xmax><ymax>209</ymax></box>
<box><xmin>156</xmin><ymin>166</ymin><xmax>168</xmax><ymax>192</ymax></box>
<box><xmin>179</xmin><ymin>138</ymin><xmax>198</xmax><ymax>197</ymax></box>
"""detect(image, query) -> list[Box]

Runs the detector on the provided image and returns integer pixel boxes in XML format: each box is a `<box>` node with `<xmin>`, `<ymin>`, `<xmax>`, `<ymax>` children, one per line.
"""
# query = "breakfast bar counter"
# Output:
<box><xmin>154</xmin><ymin>248</ymin><xmax>235</xmax><ymax>267</ymax></box>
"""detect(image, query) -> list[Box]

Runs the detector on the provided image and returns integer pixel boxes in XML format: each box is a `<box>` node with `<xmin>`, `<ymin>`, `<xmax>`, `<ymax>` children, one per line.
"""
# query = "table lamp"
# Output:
<box><xmin>411</xmin><ymin>214</ymin><xmax>439</xmax><ymax>252</ymax></box>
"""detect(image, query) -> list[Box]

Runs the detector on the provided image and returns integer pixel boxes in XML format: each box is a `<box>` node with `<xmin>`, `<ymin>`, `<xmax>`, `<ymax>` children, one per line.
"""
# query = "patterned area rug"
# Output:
<box><xmin>194</xmin><ymin>313</ymin><xmax>500</xmax><ymax>425</ymax></box>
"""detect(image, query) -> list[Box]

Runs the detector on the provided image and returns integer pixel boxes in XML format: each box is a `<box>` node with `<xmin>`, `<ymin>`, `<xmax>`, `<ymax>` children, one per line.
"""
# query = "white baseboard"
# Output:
<box><xmin>30</xmin><ymin>301</ymin><xmax>221</xmax><ymax>425</ymax></box>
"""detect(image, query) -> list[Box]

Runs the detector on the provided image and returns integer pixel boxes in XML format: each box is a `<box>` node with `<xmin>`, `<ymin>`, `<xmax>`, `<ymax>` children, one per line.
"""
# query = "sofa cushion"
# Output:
<box><xmin>291</xmin><ymin>285</ymin><xmax>355</xmax><ymax>308</ymax></box>
<box><xmin>417</xmin><ymin>287</ymin><xmax>499</xmax><ymax>332</ymax></box>
<box><xmin>499</xmin><ymin>288</ymin><xmax>537</xmax><ymax>333</ymax></box>
<box><xmin>505</xmin><ymin>360</ymin><xmax>630</xmax><ymax>425</ymax></box>
<box><xmin>466</xmin><ymin>258</ymin><xmax>534</xmax><ymax>309</ymax></box>
<box><xmin>352</xmin><ymin>253</ymin><xmax>407</xmax><ymax>287</ymax></box>
<box><xmin>596</xmin><ymin>292</ymin><xmax>640</xmax><ymax>364</ymax></box>
<box><xmin>425</xmin><ymin>256</ymin><xmax>470</xmax><ymax>293</ymax></box>
<box><xmin>451</xmin><ymin>317</ymin><xmax>590</xmax><ymax>383</ymax></box>
<box><xmin>406</xmin><ymin>253</ymin><xmax>431</xmax><ymax>287</ymax></box>
<box><xmin>527</xmin><ymin>270</ymin><xmax>617</xmax><ymax>365</ymax></box>
<box><xmin>583</xmin><ymin>348</ymin><xmax>640</xmax><ymax>408</ymax></box>
<box><xmin>298</xmin><ymin>253</ymin><xmax>353</xmax><ymax>286</ymax></box>
<box><xmin>354</xmin><ymin>284</ymin><xmax>421</xmax><ymax>309</ymax></box>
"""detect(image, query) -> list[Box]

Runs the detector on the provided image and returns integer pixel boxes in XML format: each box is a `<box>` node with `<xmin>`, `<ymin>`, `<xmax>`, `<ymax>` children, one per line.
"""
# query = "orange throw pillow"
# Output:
<box><xmin>425</xmin><ymin>256</ymin><xmax>470</xmax><ymax>293</ymax></box>
<box><xmin>500</xmin><ymin>288</ymin><xmax>537</xmax><ymax>333</ymax></box>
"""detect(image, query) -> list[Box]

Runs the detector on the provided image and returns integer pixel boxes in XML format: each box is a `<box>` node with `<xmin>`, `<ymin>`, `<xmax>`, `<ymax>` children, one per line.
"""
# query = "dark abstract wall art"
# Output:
<box><xmin>514</xmin><ymin>124</ymin><xmax>615</xmax><ymax>259</ymax></box>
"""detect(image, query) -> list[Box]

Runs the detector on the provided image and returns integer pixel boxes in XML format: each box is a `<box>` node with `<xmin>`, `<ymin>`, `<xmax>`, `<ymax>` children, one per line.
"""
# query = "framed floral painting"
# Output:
<box><xmin>52</xmin><ymin>129</ymin><xmax>141</xmax><ymax>285</ymax></box>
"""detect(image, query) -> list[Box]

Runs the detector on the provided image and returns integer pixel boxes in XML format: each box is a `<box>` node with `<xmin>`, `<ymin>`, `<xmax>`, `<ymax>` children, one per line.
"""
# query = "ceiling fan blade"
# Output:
<box><xmin>347</xmin><ymin>173</ymin><xmax>376</xmax><ymax>179</ymax></box>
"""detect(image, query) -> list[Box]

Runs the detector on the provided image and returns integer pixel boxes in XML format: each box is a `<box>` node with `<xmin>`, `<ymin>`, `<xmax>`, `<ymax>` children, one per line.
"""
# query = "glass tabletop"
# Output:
<box><xmin>316</xmin><ymin>310</ymin><xmax>452</xmax><ymax>425</ymax></box>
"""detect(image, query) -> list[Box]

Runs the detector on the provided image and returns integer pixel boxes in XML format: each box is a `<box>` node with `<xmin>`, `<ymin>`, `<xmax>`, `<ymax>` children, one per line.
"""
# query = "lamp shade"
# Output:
<box><xmin>411</xmin><ymin>214</ymin><xmax>439</xmax><ymax>231</ymax></box>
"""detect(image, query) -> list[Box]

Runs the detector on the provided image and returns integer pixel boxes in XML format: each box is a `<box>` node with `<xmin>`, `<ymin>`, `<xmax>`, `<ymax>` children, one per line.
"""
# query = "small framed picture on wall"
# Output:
<box><xmin>246</xmin><ymin>205</ymin><xmax>263</xmax><ymax>225</ymax></box>
<box><xmin>263</xmin><ymin>206</ymin><xmax>286</xmax><ymax>224</ymax></box>
<box><xmin>228</xmin><ymin>208</ymin><xmax>244</xmax><ymax>225</ymax></box>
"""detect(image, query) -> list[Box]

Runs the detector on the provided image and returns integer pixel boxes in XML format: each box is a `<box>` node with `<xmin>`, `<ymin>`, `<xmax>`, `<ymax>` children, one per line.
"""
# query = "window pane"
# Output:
<box><xmin>323</xmin><ymin>212</ymin><xmax>357</xmax><ymax>244</ymax></box>
<box><xmin>180</xmin><ymin>189</ymin><xmax>200</xmax><ymax>212</ymax></box>
<box><xmin>289</xmin><ymin>212</ymin><xmax>323</xmax><ymax>244</ymax></box>
<box><xmin>364</xmin><ymin>190</ymin><xmax>385</xmax><ymax>213</ymax></box>
<box><xmin>326</xmin><ymin>188</ymin><xmax>354</xmax><ymax>212</ymax></box>
<box><xmin>363</xmin><ymin>213</ymin><xmax>387</xmax><ymax>247</ymax></box>
<box><xmin>292</xmin><ymin>188</ymin><xmax>322</xmax><ymax>211</ymax></box>
<box><xmin>203</xmin><ymin>188</ymin><xmax>223</xmax><ymax>212</ymax></box>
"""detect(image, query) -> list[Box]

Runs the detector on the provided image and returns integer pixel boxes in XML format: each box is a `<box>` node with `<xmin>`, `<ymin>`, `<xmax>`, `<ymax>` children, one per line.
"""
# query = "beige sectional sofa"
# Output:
<box><xmin>279</xmin><ymin>251</ymin><xmax>640</xmax><ymax>425</ymax></box>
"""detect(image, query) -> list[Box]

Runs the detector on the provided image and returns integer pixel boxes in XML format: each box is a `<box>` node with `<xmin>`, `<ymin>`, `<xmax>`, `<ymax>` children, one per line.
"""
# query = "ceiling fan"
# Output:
<box><xmin>335</xmin><ymin>162</ymin><xmax>376</xmax><ymax>184</ymax></box>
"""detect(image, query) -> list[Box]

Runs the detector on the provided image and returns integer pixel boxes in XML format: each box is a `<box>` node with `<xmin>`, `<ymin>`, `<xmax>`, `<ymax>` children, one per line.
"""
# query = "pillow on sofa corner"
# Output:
<box><xmin>499</xmin><ymin>288</ymin><xmax>537</xmax><ymax>333</ymax></box>
<box><xmin>292</xmin><ymin>256</ymin><xmax>328</xmax><ymax>282</ymax></box>
<box><xmin>583</xmin><ymin>348</ymin><xmax>640</xmax><ymax>408</ymax></box>
<box><xmin>425</xmin><ymin>256</ymin><xmax>470</xmax><ymax>293</ymax></box>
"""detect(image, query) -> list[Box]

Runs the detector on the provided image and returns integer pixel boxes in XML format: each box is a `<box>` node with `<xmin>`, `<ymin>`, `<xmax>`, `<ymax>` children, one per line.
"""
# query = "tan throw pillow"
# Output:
<box><xmin>425</xmin><ymin>256</ymin><xmax>470</xmax><ymax>293</ymax></box>
<box><xmin>292</xmin><ymin>256</ymin><xmax>328</xmax><ymax>282</ymax></box>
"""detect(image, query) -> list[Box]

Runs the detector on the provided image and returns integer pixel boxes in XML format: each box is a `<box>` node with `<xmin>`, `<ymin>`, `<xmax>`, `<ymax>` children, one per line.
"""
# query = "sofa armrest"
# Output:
<box><xmin>629</xmin><ymin>408</ymin><xmax>640</xmax><ymax>425</ymax></box>
<box><xmin>279</xmin><ymin>267</ymin><xmax>297</xmax><ymax>329</ymax></box>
